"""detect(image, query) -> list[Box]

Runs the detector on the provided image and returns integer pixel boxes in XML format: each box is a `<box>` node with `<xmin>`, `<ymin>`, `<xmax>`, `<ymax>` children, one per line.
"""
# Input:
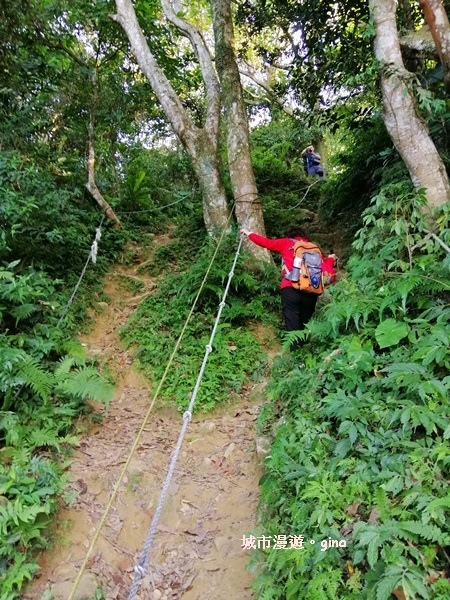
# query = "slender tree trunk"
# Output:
<box><xmin>86</xmin><ymin>70</ymin><xmax>121</xmax><ymax>228</ymax></box>
<box><xmin>112</xmin><ymin>0</ymin><xmax>230</xmax><ymax>234</ymax></box>
<box><xmin>418</xmin><ymin>0</ymin><xmax>450</xmax><ymax>94</ymax></box>
<box><xmin>86</xmin><ymin>125</ymin><xmax>121</xmax><ymax>228</ymax></box>
<box><xmin>313</xmin><ymin>100</ymin><xmax>327</xmax><ymax>174</ymax></box>
<box><xmin>369</xmin><ymin>0</ymin><xmax>450</xmax><ymax>211</ymax></box>
<box><xmin>211</xmin><ymin>0</ymin><xmax>271</xmax><ymax>262</ymax></box>
<box><xmin>315</xmin><ymin>138</ymin><xmax>327</xmax><ymax>174</ymax></box>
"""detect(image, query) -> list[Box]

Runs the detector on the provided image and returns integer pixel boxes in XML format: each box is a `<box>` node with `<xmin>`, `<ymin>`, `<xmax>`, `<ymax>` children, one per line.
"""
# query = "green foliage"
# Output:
<box><xmin>249</xmin><ymin>118</ymin><xmax>324</xmax><ymax>237</ymax></box>
<box><xmin>0</xmin><ymin>260</ymin><xmax>113</xmax><ymax>597</ymax></box>
<box><xmin>0</xmin><ymin>11</ymin><xmax>204</xmax><ymax>590</ymax></box>
<box><xmin>0</xmin><ymin>456</ymin><xmax>64</xmax><ymax>599</ymax></box>
<box><xmin>236</xmin><ymin>0</ymin><xmax>372</xmax><ymax>110</ymax></box>
<box><xmin>0</xmin><ymin>151</ymin><xmax>127</xmax><ymax>283</ymax></box>
<box><xmin>318</xmin><ymin>108</ymin><xmax>399</xmax><ymax>235</ymax></box>
<box><xmin>122</xmin><ymin>232</ymin><xmax>279</xmax><ymax>412</ymax></box>
<box><xmin>116</xmin><ymin>147</ymin><xmax>202</xmax><ymax>232</ymax></box>
<box><xmin>255</xmin><ymin>188</ymin><xmax>450</xmax><ymax>599</ymax></box>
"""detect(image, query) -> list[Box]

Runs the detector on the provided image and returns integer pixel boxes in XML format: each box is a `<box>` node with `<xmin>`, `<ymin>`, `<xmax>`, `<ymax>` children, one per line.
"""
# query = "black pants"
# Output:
<box><xmin>281</xmin><ymin>287</ymin><xmax>318</xmax><ymax>351</ymax></box>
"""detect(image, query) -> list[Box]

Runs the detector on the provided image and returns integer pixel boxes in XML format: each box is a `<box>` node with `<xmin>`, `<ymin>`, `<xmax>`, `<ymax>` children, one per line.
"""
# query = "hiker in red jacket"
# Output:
<box><xmin>241</xmin><ymin>228</ymin><xmax>336</xmax><ymax>351</ymax></box>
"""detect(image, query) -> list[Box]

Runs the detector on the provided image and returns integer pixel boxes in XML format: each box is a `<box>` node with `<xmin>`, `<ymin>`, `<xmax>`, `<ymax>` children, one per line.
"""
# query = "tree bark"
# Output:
<box><xmin>211</xmin><ymin>0</ymin><xmax>271</xmax><ymax>262</ymax></box>
<box><xmin>112</xmin><ymin>0</ymin><xmax>230</xmax><ymax>234</ymax></box>
<box><xmin>86</xmin><ymin>70</ymin><xmax>121</xmax><ymax>228</ymax></box>
<box><xmin>369</xmin><ymin>0</ymin><xmax>450</xmax><ymax>211</ymax></box>
<box><xmin>86</xmin><ymin>123</ymin><xmax>121</xmax><ymax>228</ymax></box>
<box><xmin>418</xmin><ymin>0</ymin><xmax>450</xmax><ymax>93</ymax></box>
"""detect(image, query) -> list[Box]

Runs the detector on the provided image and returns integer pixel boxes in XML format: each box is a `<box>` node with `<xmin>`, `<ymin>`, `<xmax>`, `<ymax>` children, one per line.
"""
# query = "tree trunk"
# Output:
<box><xmin>418</xmin><ymin>0</ymin><xmax>450</xmax><ymax>93</ymax></box>
<box><xmin>86</xmin><ymin>130</ymin><xmax>121</xmax><ymax>228</ymax></box>
<box><xmin>191</xmin><ymin>130</ymin><xmax>233</xmax><ymax>233</ymax></box>
<box><xmin>369</xmin><ymin>0</ymin><xmax>450</xmax><ymax>211</ymax></box>
<box><xmin>112</xmin><ymin>0</ymin><xmax>230</xmax><ymax>234</ymax></box>
<box><xmin>211</xmin><ymin>0</ymin><xmax>271</xmax><ymax>262</ymax></box>
<box><xmin>86</xmin><ymin>70</ymin><xmax>121</xmax><ymax>228</ymax></box>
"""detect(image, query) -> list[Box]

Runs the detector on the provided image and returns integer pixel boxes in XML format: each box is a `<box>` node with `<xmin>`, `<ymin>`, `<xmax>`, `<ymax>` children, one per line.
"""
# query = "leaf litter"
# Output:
<box><xmin>24</xmin><ymin>237</ymin><xmax>270</xmax><ymax>600</ymax></box>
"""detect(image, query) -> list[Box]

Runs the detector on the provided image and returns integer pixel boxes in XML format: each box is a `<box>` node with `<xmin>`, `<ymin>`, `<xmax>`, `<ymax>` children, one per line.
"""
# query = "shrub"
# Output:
<box><xmin>254</xmin><ymin>188</ymin><xmax>450</xmax><ymax>599</ymax></box>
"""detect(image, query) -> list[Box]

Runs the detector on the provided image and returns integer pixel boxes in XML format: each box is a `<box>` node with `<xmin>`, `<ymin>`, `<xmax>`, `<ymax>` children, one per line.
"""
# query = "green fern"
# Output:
<box><xmin>305</xmin><ymin>569</ymin><xmax>343</xmax><ymax>600</ymax></box>
<box><xmin>53</xmin><ymin>355</ymin><xmax>77</xmax><ymax>378</ymax></box>
<box><xmin>0</xmin><ymin>497</ymin><xmax>51</xmax><ymax>533</ymax></box>
<box><xmin>26</xmin><ymin>428</ymin><xmax>64</xmax><ymax>452</ymax></box>
<box><xmin>55</xmin><ymin>366</ymin><xmax>114</xmax><ymax>405</ymax></box>
<box><xmin>10</xmin><ymin>303</ymin><xmax>39</xmax><ymax>324</ymax></box>
<box><xmin>0</xmin><ymin>552</ymin><xmax>40</xmax><ymax>600</ymax></box>
<box><xmin>10</xmin><ymin>446</ymin><xmax>32</xmax><ymax>470</ymax></box>
<box><xmin>16</xmin><ymin>356</ymin><xmax>52</xmax><ymax>400</ymax></box>
<box><xmin>396</xmin><ymin>521</ymin><xmax>448</xmax><ymax>544</ymax></box>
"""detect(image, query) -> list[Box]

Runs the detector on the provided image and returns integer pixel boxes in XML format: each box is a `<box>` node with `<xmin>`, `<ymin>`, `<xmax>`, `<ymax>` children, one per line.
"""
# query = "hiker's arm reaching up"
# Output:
<box><xmin>241</xmin><ymin>230</ymin><xmax>285</xmax><ymax>253</ymax></box>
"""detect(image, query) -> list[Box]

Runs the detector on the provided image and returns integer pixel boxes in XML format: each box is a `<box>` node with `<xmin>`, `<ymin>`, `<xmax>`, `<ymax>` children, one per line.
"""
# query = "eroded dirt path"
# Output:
<box><xmin>25</xmin><ymin>236</ymin><xmax>272</xmax><ymax>600</ymax></box>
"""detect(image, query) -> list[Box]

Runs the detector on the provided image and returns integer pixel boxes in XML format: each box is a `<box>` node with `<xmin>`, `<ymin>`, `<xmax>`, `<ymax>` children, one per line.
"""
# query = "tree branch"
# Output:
<box><xmin>38</xmin><ymin>36</ymin><xmax>90</xmax><ymax>69</ymax></box>
<box><xmin>112</xmin><ymin>0</ymin><xmax>193</xmax><ymax>147</ymax></box>
<box><xmin>238</xmin><ymin>61</ymin><xmax>293</xmax><ymax>116</ymax></box>
<box><xmin>159</xmin><ymin>0</ymin><xmax>221</xmax><ymax>138</ymax></box>
<box><xmin>85</xmin><ymin>129</ymin><xmax>121</xmax><ymax>228</ymax></box>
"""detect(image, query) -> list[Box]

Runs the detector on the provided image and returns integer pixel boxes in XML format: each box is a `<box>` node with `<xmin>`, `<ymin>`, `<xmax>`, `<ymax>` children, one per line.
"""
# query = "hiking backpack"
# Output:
<box><xmin>284</xmin><ymin>239</ymin><xmax>324</xmax><ymax>295</ymax></box>
<box><xmin>306</xmin><ymin>152</ymin><xmax>320</xmax><ymax>169</ymax></box>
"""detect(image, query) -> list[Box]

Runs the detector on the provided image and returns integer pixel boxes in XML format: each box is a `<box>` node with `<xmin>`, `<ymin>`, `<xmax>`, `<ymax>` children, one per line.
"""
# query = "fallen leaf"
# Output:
<box><xmin>427</xmin><ymin>570</ymin><xmax>444</xmax><ymax>584</ymax></box>
<box><xmin>346</xmin><ymin>502</ymin><xmax>360</xmax><ymax>517</ymax></box>
<box><xmin>368</xmin><ymin>508</ymin><xmax>379</xmax><ymax>525</ymax></box>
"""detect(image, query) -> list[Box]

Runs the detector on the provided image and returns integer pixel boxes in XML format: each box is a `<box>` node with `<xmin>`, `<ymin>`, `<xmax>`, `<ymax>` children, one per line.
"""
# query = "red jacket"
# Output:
<box><xmin>322</xmin><ymin>255</ymin><xmax>337</xmax><ymax>286</ymax></box>
<box><xmin>248</xmin><ymin>233</ymin><xmax>336</xmax><ymax>289</ymax></box>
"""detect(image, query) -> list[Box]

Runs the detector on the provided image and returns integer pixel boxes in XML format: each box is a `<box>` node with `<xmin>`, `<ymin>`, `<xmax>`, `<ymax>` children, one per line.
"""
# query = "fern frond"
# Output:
<box><xmin>11</xmin><ymin>445</ymin><xmax>32</xmax><ymax>470</ymax></box>
<box><xmin>56</xmin><ymin>366</ymin><xmax>113</xmax><ymax>405</ymax></box>
<box><xmin>27</xmin><ymin>428</ymin><xmax>62</xmax><ymax>452</ymax></box>
<box><xmin>10</xmin><ymin>303</ymin><xmax>39</xmax><ymax>324</ymax></box>
<box><xmin>397</xmin><ymin>520</ymin><xmax>447</xmax><ymax>544</ymax></box>
<box><xmin>0</xmin><ymin>269</ymin><xmax>14</xmax><ymax>281</ymax></box>
<box><xmin>60</xmin><ymin>340</ymin><xmax>87</xmax><ymax>361</ymax></box>
<box><xmin>53</xmin><ymin>356</ymin><xmax>76</xmax><ymax>378</ymax></box>
<box><xmin>16</xmin><ymin>356</ymin><xmax>52</xmax><ymax>400</ymax></box>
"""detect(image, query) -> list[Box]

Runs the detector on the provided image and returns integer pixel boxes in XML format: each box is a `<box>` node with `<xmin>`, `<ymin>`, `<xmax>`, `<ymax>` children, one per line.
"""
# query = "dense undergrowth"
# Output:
<box><xmin>121</xmin><ymin>233</ymin><xmax>281</xmax><ymax>412</ymax></box>
<box><xmin>0</xmin><ymin>147</ymin><xmax>193</xmax><ymax>597</ymax></box>
<box><xmin>254</xmin><ymin>189</ymin><xmax>450</xmax><ymax>599</ymax></box>
<box><xmin>0</xmin><ymin>154</ymin><xmax>117</xmax><ymax>598</ymax></box>
<box><xmin>0</xmin><ymin>269</ymin><xmax>115</xmax><ymax>597</ymax></box>
<box><xmin>2</xmin><ymin>54</ymin><xmax>448</xmax><ymax>598</ymax></box>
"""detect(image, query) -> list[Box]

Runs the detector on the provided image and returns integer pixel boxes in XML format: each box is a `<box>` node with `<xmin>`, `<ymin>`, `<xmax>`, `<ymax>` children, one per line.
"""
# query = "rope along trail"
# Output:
<box><xmin>128</xmin><ymin>232</ymin><xmax>246</xmax><ymax>600</ymax></box>
<box><xmin>11</xmin><ymin>215</ymin><xmax>105</xmax><ymax>406</ymax></box>
<box><xmin>67</xmin><ymin>207</ymin><xmax>237</xmax><ymax>600</ymax></box>
<box><xmin>57</xmin><ymin>214</ymin><xmax>105</xmax><ymax>328</ymax></box>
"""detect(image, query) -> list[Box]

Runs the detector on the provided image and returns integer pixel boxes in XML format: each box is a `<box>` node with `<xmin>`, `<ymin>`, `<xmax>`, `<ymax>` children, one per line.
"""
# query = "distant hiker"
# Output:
<box><xmin>301</xmin><ymin>145</ymin><xmax>324</xmax><ymax>178</ymax></box>
<box><xmin>241</xmin><ymin>228</ymin><xmax>336</xmax><ymax>351</ymax></box>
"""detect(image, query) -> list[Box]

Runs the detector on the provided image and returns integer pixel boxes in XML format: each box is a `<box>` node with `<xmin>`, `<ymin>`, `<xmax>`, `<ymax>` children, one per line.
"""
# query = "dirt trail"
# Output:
<box><xmin>25</xmin><ymin>236</ymin><xmax>274</xmax><ymax>600</ymax></box>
